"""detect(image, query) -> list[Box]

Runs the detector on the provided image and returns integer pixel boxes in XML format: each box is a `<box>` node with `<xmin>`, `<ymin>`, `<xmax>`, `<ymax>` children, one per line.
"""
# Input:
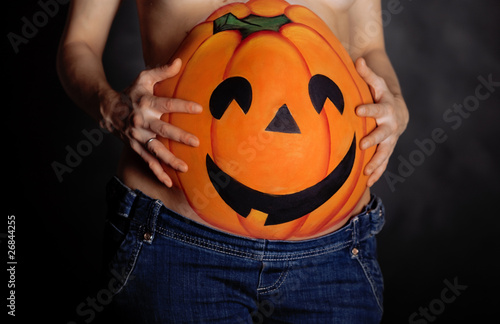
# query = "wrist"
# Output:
<box><xmin>393</xmin><ymin>94</ymin><xmax>410</xmax><ymax>133</ymax></box>
<box><xmin>98</xmin><ymin>87</ymin><xmax>124</xmax><ymax>132</ymax></box>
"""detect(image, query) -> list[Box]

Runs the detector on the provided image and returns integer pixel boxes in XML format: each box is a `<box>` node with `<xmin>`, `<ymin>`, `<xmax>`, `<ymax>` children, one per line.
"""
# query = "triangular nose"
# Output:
<box><xmin>265</xmin><ymin>104</ymin><xmax>301</xmax><ymax>134</ymax></box>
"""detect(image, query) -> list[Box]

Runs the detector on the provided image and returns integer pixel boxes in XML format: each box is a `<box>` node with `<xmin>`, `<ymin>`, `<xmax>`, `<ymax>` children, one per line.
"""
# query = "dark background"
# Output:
<box><xmin>4</xmin><ymin>0</ymin><xmax>500</xmax><ymax>323</ymax></box>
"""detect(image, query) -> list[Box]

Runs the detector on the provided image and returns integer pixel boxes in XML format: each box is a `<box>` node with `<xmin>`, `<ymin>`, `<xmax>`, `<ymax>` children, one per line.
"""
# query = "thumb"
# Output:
<box><xmin>148</xmin><ymin>58</ymin><xmax>183</xmax><ymax>84</ymax></box>
<box><xmin>355</xmin><ymin>57</ymin><xmax>387</xmax><ymax>102</ymax></box>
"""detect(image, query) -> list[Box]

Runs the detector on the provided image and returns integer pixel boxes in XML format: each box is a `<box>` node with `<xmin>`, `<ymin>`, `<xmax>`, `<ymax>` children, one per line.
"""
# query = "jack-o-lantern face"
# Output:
<box><xmin>154</xmin><ymin>0</ymin><xmax>376</xmax><ymax>239</ymax></box>
<box><xmin>207</xmin><ymin>74</ymin><xmax>354</xmax><ymax>227</ymax></box>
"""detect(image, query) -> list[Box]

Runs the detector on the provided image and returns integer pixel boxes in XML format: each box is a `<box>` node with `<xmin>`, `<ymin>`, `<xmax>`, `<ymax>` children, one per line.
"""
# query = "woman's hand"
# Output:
<box><xmin>355</xmin><ymin>57</ymin><xmax>409</xmax><ymax>187</ymax></box>
<box><xmin>99</xmin><ymin>58</ymin><xmax>202</xmax><ymax>187</ymax></box>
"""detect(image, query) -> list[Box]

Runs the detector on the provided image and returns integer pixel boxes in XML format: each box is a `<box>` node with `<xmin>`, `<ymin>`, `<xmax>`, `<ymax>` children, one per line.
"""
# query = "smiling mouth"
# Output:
<box><xmin>205</xmin><ymin>135</ymin><xmax>356</xmax><ymax>226</ymax></box>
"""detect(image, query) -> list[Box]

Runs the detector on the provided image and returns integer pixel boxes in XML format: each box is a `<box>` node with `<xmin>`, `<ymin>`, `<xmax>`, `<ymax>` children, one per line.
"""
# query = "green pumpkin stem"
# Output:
<box><xmin>213</xmin><ymin>13</ymin><xmax>293</xmax><ymax>39</ymax></box>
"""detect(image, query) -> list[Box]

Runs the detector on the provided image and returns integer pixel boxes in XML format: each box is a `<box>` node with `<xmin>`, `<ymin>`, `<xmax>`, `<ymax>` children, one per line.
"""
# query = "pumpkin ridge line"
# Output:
<box><xmin>282</xmin><ymin>22</ymin><xmax>368</xmax><ymax>112</ymax></box>
<box><xmin>281</xmin><ymin>23</ymin><xmax>370</xmax><ymax>175</ymax></box>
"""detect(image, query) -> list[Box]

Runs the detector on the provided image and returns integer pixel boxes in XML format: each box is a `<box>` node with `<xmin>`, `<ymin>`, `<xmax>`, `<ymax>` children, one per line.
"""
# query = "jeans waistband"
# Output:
<box><xmin>106</xmin><ymin>176</ymin><xmax>385</xmax><ymax>261</ymax></box>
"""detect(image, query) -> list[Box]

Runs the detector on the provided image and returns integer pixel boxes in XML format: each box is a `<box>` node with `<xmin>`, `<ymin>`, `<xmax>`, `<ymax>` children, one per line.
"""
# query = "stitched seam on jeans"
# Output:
<box><xmin>116</xmin><ymin>212</ymin><xmax>129</xmax><ymax>218</ymax></box>
<box><xmin>112</xmin><ymin>239</ymin><xmax>143</xmax><ymax>295</ymax></box>
<box><xmin>257</xmin><ymin>268</ymin><xmax>290</xmax><ymax>294</ymax></box>
<box><xmin>156</xmin><ymin>225</ymin><xmax>352</xmax><ymax>261</ymax></box>
<box><xmin>155</xmin><ymin>226</ymin><xmax>262</xmax><ymax>260</ymax></box>
<box><xmin>262</xmin><ymin>241</ymin><xmax>352</xmax><ymax>261</ymax></box>
<box><xmin>354</xmin><ymin>256</ymin><xmax>384</xmax><ymax>312</ymax></box>
<box><xmin>108</xmin><ymin>221</ymin><xmax>125</xmax><ymax>236</ymax></box>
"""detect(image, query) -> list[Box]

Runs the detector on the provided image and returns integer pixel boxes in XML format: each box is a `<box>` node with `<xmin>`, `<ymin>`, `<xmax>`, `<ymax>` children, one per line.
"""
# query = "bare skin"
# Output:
<box><xmin>57</xmin><ymin>0</ymin><xmax>409</xmax><ymax>240</ymax></box>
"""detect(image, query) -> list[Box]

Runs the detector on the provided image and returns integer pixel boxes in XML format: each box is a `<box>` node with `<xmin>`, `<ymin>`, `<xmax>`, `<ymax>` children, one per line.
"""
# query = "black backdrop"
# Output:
<box><xmin>4</xmin><ymin>0</ymin><xmax>500</xmax><ymax>323</ymax></box>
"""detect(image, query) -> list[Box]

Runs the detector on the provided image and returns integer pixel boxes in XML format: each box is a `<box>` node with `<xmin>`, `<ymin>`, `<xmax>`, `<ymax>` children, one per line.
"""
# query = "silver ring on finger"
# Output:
<box><xmin>145</xmin><ymin>137</ymin><xmax>156</xmax><ymax>149</ymax></box>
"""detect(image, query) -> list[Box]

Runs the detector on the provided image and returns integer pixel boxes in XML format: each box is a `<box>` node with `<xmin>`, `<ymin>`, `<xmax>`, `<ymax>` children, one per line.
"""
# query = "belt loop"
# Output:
<box><xmin>142</xmin><ymin>199</ymin><xmax>162</xmax><ymax>244</ymax></box>
<box><xmin>106</xmin><ymin>176</ymin><xmax>138</xmax><ymax>219</ymax></box>
<box><xmin>350</xmin><ymin>216</ymin><xmax>360</xmax><ymax>258</ymax></box>
<box><xmin>369</xmin><ymin>197</ymin><xmax>385</xmax><ymax>236</ymax></box>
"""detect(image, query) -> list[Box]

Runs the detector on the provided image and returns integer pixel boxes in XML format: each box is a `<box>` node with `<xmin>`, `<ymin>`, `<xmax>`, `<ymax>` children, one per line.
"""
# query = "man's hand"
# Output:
<box><xmin>355</xmin><ymin>57</ymin><xmax>409</xmax><ymax>187</ymax></box>
<box><xmin>99</xmin><ymin>58</ymin><xmax>202</xmax><ymax>187</ymax></box>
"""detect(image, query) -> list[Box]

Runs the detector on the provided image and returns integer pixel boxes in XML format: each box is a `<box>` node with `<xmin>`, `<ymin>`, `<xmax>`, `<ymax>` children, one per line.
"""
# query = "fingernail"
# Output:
<box><xmin>192</xmin><ymin>104</ymin><xmax>203</xmax><ymax>113</ymax></box>
<box><xmin>163</xmin><ymin>177</ymin><xmax>173</xmax><ymax>188</ymax></box>
<box><xmin>189</xmin><ymin>137</ymin><xmax>199</xmax><ymax>147</ymax></box>
<box><xmin>177</xmin><ymin>163</ymin><xmax>188</xmax><ymax>173</ymax></box>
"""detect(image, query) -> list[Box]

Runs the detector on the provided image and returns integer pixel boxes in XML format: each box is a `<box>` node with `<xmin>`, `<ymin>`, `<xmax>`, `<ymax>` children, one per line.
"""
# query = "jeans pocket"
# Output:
<box><xmin>354</xmin><ymin>236</ymin><xmax>384</xmax><ymax>313</ymax></box>
<box><xmin>103</xmin><ymin>213</ymin><xmax>130</xmax><ymax>260</ymax></box>
<box><xmin>103</xmin><ymin>216</ymin><xmax>144</xmax><ymax>295</ymax></box>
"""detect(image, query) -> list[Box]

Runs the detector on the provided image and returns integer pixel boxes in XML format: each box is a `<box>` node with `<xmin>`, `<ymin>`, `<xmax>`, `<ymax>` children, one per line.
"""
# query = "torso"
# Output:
<box><xmin>136</xmin><ymin>0</ymin><xmax>356</xmax><ymax>67</ymax></box>
<box><xmin>118</xmin><ymin>0</ymin><xmax>370</xmax><ymax>240</ymax></box>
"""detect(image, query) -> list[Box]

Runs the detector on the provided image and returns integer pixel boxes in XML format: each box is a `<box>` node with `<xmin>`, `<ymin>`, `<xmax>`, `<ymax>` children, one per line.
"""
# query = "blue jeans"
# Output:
<box><xmin>102</xmin><ymin>176</ymin><xmax>385</xmax><ymax>323</ymax></box>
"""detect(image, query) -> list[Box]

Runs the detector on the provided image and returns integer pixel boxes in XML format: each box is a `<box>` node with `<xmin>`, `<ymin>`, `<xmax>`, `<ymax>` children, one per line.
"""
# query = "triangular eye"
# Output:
<box><xmin>209</xmin><ymin>77</ymin><xmax>252</xmax><ymax>120</ymax></box>
<box><xmin>308</xmin><ymin>74</ymin><xmax>344</xmax><ymax>115</ymax></box>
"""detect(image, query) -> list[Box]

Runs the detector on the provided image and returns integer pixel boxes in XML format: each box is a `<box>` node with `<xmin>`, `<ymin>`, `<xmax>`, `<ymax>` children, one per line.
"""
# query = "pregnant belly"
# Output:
<box><xmin>152</xmin><ymin>0</ymin><xmax>376</xmax><ymax>240</ymax></box>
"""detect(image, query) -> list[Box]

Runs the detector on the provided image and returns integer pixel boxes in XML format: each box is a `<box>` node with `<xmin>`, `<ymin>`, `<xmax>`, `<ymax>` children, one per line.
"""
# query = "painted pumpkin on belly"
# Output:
<box><xmin>154</xmin><ymin>0</ymin><xmax>376</xmax><ymax>240</ymax></box>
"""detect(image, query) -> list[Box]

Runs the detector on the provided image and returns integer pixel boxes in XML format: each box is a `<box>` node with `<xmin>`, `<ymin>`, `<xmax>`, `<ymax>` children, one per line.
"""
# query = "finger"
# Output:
<box><xmin>130</xmin><ymin>141</ymin><xmax>174</xmax><ymax>187</ymax></box>
<box><xmin>126</xmin><ymin>116</ymin><xmax>157</xmax><ymax>143</ymax></box>
<box><xmin>364</xmin><ymin>144</ymin><xmax>393</xmax><ymax>187</ymax></box>
<box><xmin>149</xmin><ymin>119</ymin><xmax>200</xmax><ymax>147</ymax></box>
<box><xmin>356</xmin><ymin>103</ymin><xmax>391</xmax><ymax>119</ymax></box>
<box><xmin>355</xmin><ymin>58</ymin><xmax>388</xmax><ymax>101</ymax></box>
<box><xmin>152</xmin><ymin>96</ymin><xmax>203</xmax><ymax>115</ymax></box>
<box><xmin>146</xmin><ymin>138</ymin><xmax>188</xmax><ymax>173</ymax></box>
<box><xmin>364</xmin><ymin>143</ymin><xmax>393</xmax><ymax>176</ymax></box>
<box><xmin>366</xmin><ymin>159</ymin><xmax>389</xmax><ymax>187</ymax></box>
<box><xmin>145</xmin><ymin>58</ymin><xmax>183</xmax><ymax>84</ymax></box>
<box><xmin>355</xmin><ymin>57</ymin><xmax>379</xmax><ymax>85</ymax></box>
<box><xmin>133</xmin><ymin>95</ymin><xmax>202</xmax><ymax>124</ymax></box>
<box><xmin>359</xmin><ymin>124</ymin><xmax>392</xmax><ymax>150</ymax></box>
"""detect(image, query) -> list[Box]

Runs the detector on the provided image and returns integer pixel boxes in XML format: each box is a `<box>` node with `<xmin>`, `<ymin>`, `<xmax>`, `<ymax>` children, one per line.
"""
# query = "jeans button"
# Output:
<box><xmin>144</xmin><ymin>232</ymin><xmax>152</xmax><ymax>241</ymax></box>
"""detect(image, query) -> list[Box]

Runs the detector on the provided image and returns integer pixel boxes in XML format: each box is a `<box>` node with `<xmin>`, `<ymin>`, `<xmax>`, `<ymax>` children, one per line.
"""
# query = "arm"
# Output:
<box><xmin>348</xmin><ymin>0</ymin><xmax>410</xmax><ymax>186</ymax></box>
<box><xmin>56</xmin><ymin>0</ymin><xmax>201</xmax><ymax>187</ymax></box>
<box><xmin>56</xmin><ymin>0</ymin><xmax>120</xmax><ymax>122</ymax></box>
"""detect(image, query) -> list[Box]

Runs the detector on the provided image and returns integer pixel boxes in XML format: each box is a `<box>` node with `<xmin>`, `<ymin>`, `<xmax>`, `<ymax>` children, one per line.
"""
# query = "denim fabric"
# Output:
<box><xmin>102</xmin><ymin>176</ymin><xmax>385</xmax><ymax>324</ymax></box>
